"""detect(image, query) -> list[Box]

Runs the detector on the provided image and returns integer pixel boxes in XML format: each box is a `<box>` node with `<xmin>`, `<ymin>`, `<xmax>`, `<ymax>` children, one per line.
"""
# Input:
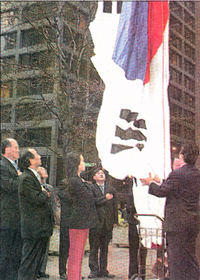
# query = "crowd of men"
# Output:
<box><xmin>1</xmin><ymin>138</ymin><xmax>200</xmax><ymax>280</ymax></box>
<box><xmin>0</xmin><ymin>138</ymin><xmax>118</xmax><ymax>280</ymax></box>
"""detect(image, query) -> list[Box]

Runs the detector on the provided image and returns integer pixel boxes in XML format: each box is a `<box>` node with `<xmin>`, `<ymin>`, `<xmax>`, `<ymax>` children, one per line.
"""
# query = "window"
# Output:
<box><xmin>170</xmin><ymin>2</ymin><xmax>183</xmax><ymax>18</ymax></box>
<box><xmin>184</xmin><ymin>43</ymin><xmax>195</xmax><ymax>60</ymax></box>
<box><xmin>184</xmin><ymin>2</ymin><xmax>195</xmax><ymax>14</ymax></box>
<box><xmin>183</xmin><ymin>109</ymin><xmax>195</xmax><ymax>125</ymax></box>
<box><xmin>184</xmin><ymin>76</ymin><xmax>195</xmax><ymax>92</ymax></box>
<box><xmin>1</xmin><ymin>56</ymin><xmax>16</xmax><ymax>74</ymax></box>
<box><xmin>183</xmin><ymin>126</ymin><xmax>195</xmax><ymax>140</ymax></box>
<box><xmin>169</xmin><ymin>50</ymin><xmax>182</xmax><ymax>68</ymax></box>
<box><xmin>170</xmin><ymin>103</ymin><xmax>182</xmax><ymax>119</ymax></box>
<box><xmin>21</xmin><ymin>29</ymin><xmax>45</xmax><ymax>47</ymax></box>
<box><xmin>170</xmin><ymin>121</ymin><xmax>182</xmax><ymax>137</ymax></box>
<box><xmin>170</xmin><ymin>67</ymin><xmax>182</xmax><ymax>84</ymax></box>
<box><xmin>170</xmin><ymin>34</ymin><xmax>182</xmax><ymax>51</ymax></box>
<box><xmin>0</xmin><ymin>81</ymin><xmax>13</xmax><ymax>98</ymax></box>
<box><xmin>184</xmin><ymin>93</ymin><xmax>195</xmax><ymax>108</ymax></box>
<box><xmin>0</xmin><ymin>105</ymin><xmax>12</xmax><ymax>122</ymax></box>
<box><xmin>19</xmin><ymin>51</ymin><xmax>54</xmax><ymax>71</ymax></box>
<box><xmin>184</xmin><ymin>11</ymin><xmax>195</xmax><ymax>29</ymax></box>
<box><xmin>1</xmin><ymin>10</ymin><xmax>18</xmax><ymax>29</ymax></box>
<box><xmin>17</xmin><ymin>77</ymin><xmax>54</xmax><ymax>97</ymax></box>
<box><xmin>21</xmin><ymin>27</ymin><xmax>56</xmax><ymax>48</ymax></box>
<box><xmin>168</xmin><ymin>85</ymin><xmax>182</xmax><ymax>102</ymax></box>
<box><xmin>15</xmin><ymin>102</ymin><xmax>53</xmax><ymax>122</ymax></box>
<box><xmin>170</xmin><ymin>16</ymin><xmax>183</xmax><ymax>33</ymax></box>
<box><xmin>185</xmin><ymin>27</ymin><xmax>195</xmax><ymax>45</ymax></box>
<box><xmin>184</xmin><ymin>60</ymin><xmax>195</xmax><ymax>76</ymax></box>
<box><xmin>1</xmin><ymin>32</ymin><xmax>17</xmax><ymax>51</ymax></box>
<box><xmin>22</xmin><ymin>3</ymin><xmax>58</xmax><ymax>23</ymax></box>
<box><xmin>14</xmin><ymin>127</ymin><xmax>52</xmax><ymax>147</ymax></box>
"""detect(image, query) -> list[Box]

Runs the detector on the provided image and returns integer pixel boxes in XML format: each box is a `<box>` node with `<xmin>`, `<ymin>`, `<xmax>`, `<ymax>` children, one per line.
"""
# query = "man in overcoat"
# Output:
<box><xmin>0</xmin><ymin>138</ymin><xmax>22</xmax><ymax>280</ymax></box>
<box><xmin>140</xmin><ymin>141</ymin><xmax>200</xmax><ymax>280</ymax></box>
<box><xmin>18</xmin><ymin>149</ymin><xmax>54</xmax><ymax>280</ymax></box>
<box><xmin>88</xmin><ymin>168</ymin><xmax>118</xmax><ymax>279</ymax></box>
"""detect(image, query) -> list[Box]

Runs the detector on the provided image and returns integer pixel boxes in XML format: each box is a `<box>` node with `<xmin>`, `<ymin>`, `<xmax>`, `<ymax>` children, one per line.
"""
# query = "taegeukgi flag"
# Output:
<box><xmin>89</xmin><ymin>1</ymin><xmax>171</xmax><ymax>227</ymax></box>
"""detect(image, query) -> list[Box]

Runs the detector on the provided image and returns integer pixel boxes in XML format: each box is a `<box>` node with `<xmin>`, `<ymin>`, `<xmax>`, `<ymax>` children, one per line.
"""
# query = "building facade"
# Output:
<box><xmin>1</xmin><ymin>1</ymin><xmax>200</xmax><ymax>187</ymax></box>
<box><xmin>1</xmin><ymin>1</ymin><xmax>103</xmax><ymax>185</ymax></box>
<box><xmin>168</xmin><ymin>1</ymin><xmax>200</xmax><ymax>168</ymax></box>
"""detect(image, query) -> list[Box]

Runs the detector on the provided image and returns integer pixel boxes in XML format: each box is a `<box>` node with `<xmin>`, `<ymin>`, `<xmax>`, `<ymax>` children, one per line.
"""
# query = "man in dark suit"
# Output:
<box><xmin>88</xmin><ymin>168</ymin><xmax>118</xmax><ymax>279</ymax></box>
<box><xmin>140</xmin><ymin>141</ymin><xmax>200</xmax><ymax>280</ymax></box>
<box><xmin>126</xmin><ymin>177</ymin><xmax>147</xmax><ymax>280</ymax></box>
<box><xmin>37</xmin><ymin>167</ymin><xmax>56</xmax><ymax>278</ymax></box>
<box><xmin>18</xmin><ymin>149</ymin><xmax>54</xmax><ymax>280</ymax></box>
<box><xmin>57</xmin><ymin>178</ymin><xmax>73</xmax><ymax>280</ymax></box>
<box><xmin>0</xmin><ymin>138</ymin><xmax>22</xmax><ymax>280</ymax></box>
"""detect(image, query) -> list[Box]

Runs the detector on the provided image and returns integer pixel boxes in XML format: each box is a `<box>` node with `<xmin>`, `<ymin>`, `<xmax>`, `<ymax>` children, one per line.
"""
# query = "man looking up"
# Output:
<box><xmin>18</xmin><ymin>149</ymin><xmax>54</xmax><ymax>280</ymax></box>
<box><xmin>88</xmin><ymin>168</ymin><xmax>118</xmax><ymax>279</ymax></box>
<box><xmin>0</xmin><ymin>138</ymin><xmax>22</xmax><ymax>280</ymax></box>
<box><xmin>140</xmin><ymin>141</ymin><xmax>200</xmax><ymax>280</ymax></box>
<box><xmin>36</xmin><ymin>167</ymin><xmax>56</xmax><ymax>278</ymax></box>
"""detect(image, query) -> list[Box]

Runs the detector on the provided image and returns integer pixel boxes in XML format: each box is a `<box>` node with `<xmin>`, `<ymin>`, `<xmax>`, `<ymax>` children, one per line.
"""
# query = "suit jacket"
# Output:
<box><xmin>126</xmin><ymin>180</ymin><xmax>138</xmax><ymax>225</ymax></box>
<box><xmin>69</xmin><ymin>176</ymin><xmax>98</xmax><ymax>229</ymax></box>
<box><xmin>91</xmin><ymin>183</ymin><xmax>118</xmax><ymax>232</ymax></box>
<box><xmin>149</xmin><ymin>164</ymin><xmax>200</xmax><ymax>233</ymax></box>
<box><xmin>0</xmin><ymin>156</ymin><xmax>21</xmax><ymax>229</ymax></box>
<box><xmin>19</xmin><ymin>169</ymin><xmax>54</xmax><ymax>239</ymax></box>
<box><xmin>58</xmin><ymin>179</ymin><xmax>73</xmax><ymax>228</ymax></box>
<box><xmin>43</xmin><ymin>183</ymin><xmax>56</xmax><ymax>216</ymax></box>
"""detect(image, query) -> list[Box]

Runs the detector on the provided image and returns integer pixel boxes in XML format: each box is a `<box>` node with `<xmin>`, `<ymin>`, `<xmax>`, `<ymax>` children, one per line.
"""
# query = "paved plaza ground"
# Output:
<box><xmin>46</xmin><ymin>225</ymin><xmax>130</xmax><ymax>280</ymax></box>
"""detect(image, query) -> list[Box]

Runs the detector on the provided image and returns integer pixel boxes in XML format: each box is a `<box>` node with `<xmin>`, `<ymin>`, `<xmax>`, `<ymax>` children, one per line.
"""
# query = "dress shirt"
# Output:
<box><xmin>28</xmin><ymin>167</ymin><xmax>41</xmax><ymax>183</ymax></box>
<box><xmin>6</xmin><ymin>157</ymin><xmax>18</xmax><ymax>170</ymax></box>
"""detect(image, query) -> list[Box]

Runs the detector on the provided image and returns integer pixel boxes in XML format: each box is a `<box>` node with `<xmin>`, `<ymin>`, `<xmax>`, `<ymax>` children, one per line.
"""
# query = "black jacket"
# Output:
<box><xmin>0</xmin><ymin>156</ymin><xmax>20</xmax><ymax>229</ymax></box>
<box><xmin>149</xmin><ymin>164</ymin><xmax>200</xmax><ymax>233</ymax></box>
<box><xmin>91</xmin><ymin>183</ymin><xmax>118</xmax><ymax>231</ymax></box>
<box><xmin>19</xmin><ymin>169</ymin><xmax>54</xmax><ymax>239</ymax></box>
<box><xmin>69</xmin><ymin>176</ymin><xmax>98</xmax><ymax>229</ymax></box>
<box><xmin>58</xmin><ymin>178</ymin><xmax>73</xmax><ymax>228</ymax></box>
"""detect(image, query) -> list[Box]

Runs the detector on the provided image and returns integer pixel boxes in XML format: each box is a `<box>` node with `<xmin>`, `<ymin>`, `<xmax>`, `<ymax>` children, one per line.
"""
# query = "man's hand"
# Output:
<box><xmin>140</xmin><ymin>172</ymin><xmax>153</xmax><ymax>186</ymax></box>
<box><xmin>41</xmin><ymin>186</ymin><xmax>51</xmax><ymax>197</ymax></box>
<box><xmin>153</xmin><ymin>174</ymin><xmax>161</xmax><ymax>184</ymax></box>
<box><xmin>106</xmin><ymin>193</ymin><xmax>113</xmax><ymax>200</ymax></box>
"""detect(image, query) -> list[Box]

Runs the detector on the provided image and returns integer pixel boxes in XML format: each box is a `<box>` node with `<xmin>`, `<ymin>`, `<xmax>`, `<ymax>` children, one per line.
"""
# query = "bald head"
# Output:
<box><xmin>2</xmin><ymin>138</ymin><xmax>20</xmax><ymax>161</ymax></box>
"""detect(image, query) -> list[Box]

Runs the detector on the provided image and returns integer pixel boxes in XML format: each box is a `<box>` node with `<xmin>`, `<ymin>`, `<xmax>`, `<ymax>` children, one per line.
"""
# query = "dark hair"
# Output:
<box><xmin>180</xmin><ymin>141</ymin><xmax>199</xmax><ymax>165</ymax></box>
<box><xmin>65</xmin><ymin>151</ymin><xmax>81</xmax><ymax>178</ymax></box>
<box><xmin>92</xmin><ymin>167</ymin><xmax>103</xmax><ymax>177</ymax></box>
<box><xmin>19</xmin><ymin>150</ymin><xmax>35</xmax><ymax>172</ymax></box>
<box><xmin>1</xmin><ymin>139</ymin><xmax>12</xmax><ymax>154</ymax></box>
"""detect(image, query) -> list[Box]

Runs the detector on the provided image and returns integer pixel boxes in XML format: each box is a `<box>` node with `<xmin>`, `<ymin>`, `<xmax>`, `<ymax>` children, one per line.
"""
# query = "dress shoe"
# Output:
<box><xmin>37</xmin><ymin>272</ymin><xmax>50</xmax><ymax>278</ymax></box>
<box><xmin>60</xmin><ymin>274</ymin><xmax>67</xmax><ymax>279</ymax></box>
<box><xmin>102</xmin><ymin>273</ymin><xmax>115</xmax><ymax>278</ymax></box>
<box><xmin>88</xmin><ymin>272</ymin><xmax>99</xmax><ymax>278</ymax></box>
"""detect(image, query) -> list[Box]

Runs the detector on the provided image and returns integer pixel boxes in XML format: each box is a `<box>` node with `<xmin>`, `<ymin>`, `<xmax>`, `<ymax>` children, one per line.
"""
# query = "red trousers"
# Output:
<box><xmin>67</xmin><ymin>228</ymin><xmax>89</xmax><ymax>280</ymax></box>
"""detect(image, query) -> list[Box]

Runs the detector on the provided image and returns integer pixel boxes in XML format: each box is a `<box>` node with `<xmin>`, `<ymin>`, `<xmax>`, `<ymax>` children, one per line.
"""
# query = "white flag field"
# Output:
<box><xmin>89</xmin><ymin>2</ymin><xmax>171</xmax><ymax>229</ymax></box>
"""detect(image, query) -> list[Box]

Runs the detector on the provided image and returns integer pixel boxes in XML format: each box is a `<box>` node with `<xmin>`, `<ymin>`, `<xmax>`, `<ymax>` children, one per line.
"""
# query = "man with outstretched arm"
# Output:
<box><xmin>140</xmin><ymin>141</ymin><xmax>200</xmax><ymax>280</ymax></box>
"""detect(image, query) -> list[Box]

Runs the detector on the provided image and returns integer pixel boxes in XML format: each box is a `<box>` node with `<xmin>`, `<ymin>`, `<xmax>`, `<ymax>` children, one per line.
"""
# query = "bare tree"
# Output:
<box><xmin>1</xmin><ymin>1</ymin><xmax>104</xmax><ymax>172</ymax></box>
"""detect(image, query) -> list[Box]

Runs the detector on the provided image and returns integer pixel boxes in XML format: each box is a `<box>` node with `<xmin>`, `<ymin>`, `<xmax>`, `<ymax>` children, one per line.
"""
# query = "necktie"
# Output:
<box><xmin>13</xmin><ymin>161</ymin><xmax>18</xmax><ymax>170</ymax></box>
<box><xmin>99</xmin><ymin>185</ymin><xmax>104</xmax><ymax>194</ymax></box>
